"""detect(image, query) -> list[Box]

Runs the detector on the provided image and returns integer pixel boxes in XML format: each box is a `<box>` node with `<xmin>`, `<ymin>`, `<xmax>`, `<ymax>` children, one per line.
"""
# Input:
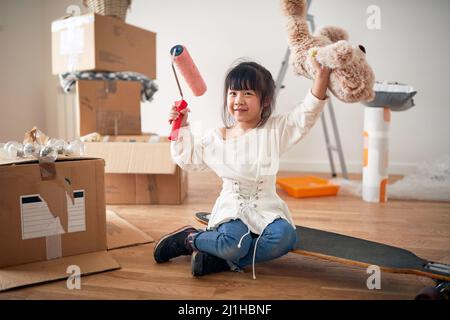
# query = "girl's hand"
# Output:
<box><xmin>311</xmin><ymin>52</ymin><xmax>331</xmax><ymax>100</ymax></box>
<box><xmin>169</xmin><ymin>105</ymin><xmax>190</xmax><ymax>127</ymax></box>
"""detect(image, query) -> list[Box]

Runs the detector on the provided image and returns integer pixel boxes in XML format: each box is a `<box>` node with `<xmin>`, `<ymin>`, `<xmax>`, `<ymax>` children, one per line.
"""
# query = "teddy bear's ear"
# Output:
<box><xmin>315</xmin><ymin>26</ymin><xmax>349</xmax><ymax>43</ymax></box>
<box><xmin>315</xmin><ymin>41</ymin><xmax>354</xmax><ymax>68</ymax></box>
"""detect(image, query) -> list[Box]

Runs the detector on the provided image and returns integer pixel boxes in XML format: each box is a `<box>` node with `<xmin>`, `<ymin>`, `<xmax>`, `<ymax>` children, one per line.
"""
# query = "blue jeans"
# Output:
<box><xmin>191</xmin><ymin>218</ymin><xmax>297</xmax><ymax>269</ymax></box>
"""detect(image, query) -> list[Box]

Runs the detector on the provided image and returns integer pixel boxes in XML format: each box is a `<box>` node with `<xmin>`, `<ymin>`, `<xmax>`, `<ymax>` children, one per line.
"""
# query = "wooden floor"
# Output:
<box><xmin>1</xmin><ymin>171</ymin><xmax>450</xmax><ymax>300</ymax></box>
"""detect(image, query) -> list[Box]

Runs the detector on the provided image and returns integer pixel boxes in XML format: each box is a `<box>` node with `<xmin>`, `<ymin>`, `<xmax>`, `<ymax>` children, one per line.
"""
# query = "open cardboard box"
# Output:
<box><xmin>106</xmin><ymin>209</ymin><xmax>154</xmax><ymax>250</ymax></box>
<box><xmin>0</xmin><ymin>156</ymin><xmax>154</xmax><ymax>292</ymax></box>
<box><xmin>85</xmin><ymin>135</ymin><xmax>188</xmax><ymax>205</ymax></box>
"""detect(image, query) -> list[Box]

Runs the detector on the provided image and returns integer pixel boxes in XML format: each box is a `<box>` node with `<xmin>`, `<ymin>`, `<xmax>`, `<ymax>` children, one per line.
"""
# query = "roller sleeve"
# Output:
<box><xmin>170</xmin><ymin>45</ymin><xmax>207</xmax><ymax>96</ymax></box>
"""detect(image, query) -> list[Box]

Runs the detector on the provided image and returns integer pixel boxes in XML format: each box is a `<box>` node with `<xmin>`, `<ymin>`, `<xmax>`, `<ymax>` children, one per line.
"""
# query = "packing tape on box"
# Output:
<box><xmin>102</xmin><ymin>80</ymin><xmax>117</xmax><ymax>95</ymax></box>
<box><xmin>39</xmin><ymin>162</ymin><xmax>57</xmax><ymax>180</ymax></box>
<box><xmin>51</xmin><ymin>15</ymin><xmax>94</xmax><ymax>33</ymax></box>
<box><xmin>67</xmin><ymin>54</ymin><xmax>80</xmax><ymax>72</ymax></box>
<box><xmin>362</xmin><ymin>107</ymin><xmax>391</xmax><ymax>203</ymax></box>
<box><xmin>38</xmin><ymin>164</ymin><xmax>75</xmax><ymax>260</ymax></box>
<box><xmin>39</xmin><ymin>163</ymin><xmax>75</xmax><ymax>204</ymax></box>
<box><xmin>60</xmin><ymin>27</ymin><xmax>84</xmax><ymax>56</ymax></box>
<box><xmin>46</xmin><ymin>233</ymin><xmax>63</xmax><ymax>260</ymax></box>
<box><xmin>59</xmin><ymin>23</ymin><xmax>85</xmax><ymax>71</ymax></box>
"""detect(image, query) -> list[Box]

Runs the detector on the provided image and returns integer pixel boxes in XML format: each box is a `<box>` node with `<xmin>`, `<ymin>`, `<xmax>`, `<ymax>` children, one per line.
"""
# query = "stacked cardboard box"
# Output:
<box><xmin>52</xmin><ymin>12</ymin><xmax>156</xmax><ymax>136</ymax></box>
<box><xmin>52</xmin><ymin>13</ymin><xmax>187</xmax><ymax>205</ymax></box>
<box><xmin>52</xmin><ymin>13</ymin><xmax>156</xmax><ymax>79</ymax></box>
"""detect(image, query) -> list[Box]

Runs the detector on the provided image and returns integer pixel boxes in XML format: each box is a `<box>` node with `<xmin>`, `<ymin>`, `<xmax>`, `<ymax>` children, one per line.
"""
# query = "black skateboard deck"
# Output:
<box><xmin>195</xmin><ymin>212</ymin><xmax>450</xmax><ymax>299</ymax></box>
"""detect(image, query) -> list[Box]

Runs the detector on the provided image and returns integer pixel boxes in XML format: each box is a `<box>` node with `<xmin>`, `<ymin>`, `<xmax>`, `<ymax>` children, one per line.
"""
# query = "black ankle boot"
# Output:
<box><xmin>153</xmin><ymin>226</ymin><xmax>199</xmax><ymax>263</ymax></box>
<box><xmin>191</xmin><ymin>251</ymin><xmax>230</xmax><ymax>276</ymax></box>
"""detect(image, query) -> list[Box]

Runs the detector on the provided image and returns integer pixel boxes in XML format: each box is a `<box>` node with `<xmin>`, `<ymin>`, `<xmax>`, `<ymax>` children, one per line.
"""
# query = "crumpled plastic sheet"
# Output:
<box><xmin>330</xmin><ymin>155</ymin><xmax>450</xmax><ymax>202</ymax></box>
<box><xmin>330</xmin><ymin>177</ymin><xmax>362</xmax><ymax>197</ymax></box>
<box><xmin>388</xmin><ymin>155</ymin><xmax>450</xmax><ymax>202</ymax></box>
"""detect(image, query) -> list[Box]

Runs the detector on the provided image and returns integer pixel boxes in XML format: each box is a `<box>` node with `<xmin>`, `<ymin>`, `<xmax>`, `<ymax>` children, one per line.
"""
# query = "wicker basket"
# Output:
<box><xmin>83</xmin><ymin>0</ymin><xmax>132</xmax><ymax>21</ymax></box>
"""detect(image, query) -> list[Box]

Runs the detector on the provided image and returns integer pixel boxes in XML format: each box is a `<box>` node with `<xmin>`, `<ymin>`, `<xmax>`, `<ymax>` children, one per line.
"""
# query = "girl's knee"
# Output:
<box><xmin>266</xmin><ymin>220</ymin><xmax>297</xmax><ymax>251</ymax></box>
<box><xmin>215</xmin><ymin>228</ymin><xmax>252</xmax><ymax>261</ymax></box>
<box><xmin>217</xmin><ymin>244</ymin><xmax>248</xmax><ymax>262</ymax></box>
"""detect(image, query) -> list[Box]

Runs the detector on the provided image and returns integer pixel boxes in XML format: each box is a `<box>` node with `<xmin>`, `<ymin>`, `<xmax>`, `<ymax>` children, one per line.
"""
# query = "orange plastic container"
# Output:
<box><xmin>276</xmin><ymin>176</ymin><xmax>339</xmax><ymax>198</ymax></box>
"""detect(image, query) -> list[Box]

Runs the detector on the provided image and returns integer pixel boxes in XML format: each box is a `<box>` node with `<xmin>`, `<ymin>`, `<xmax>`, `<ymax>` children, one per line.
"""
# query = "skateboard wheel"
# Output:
<box><xmin>414</xmin><ymin>286</ymin><xmax>444</xmax><ymax>300</ymax></box>
<box><xmin>436</xmin><ymin>281</ymin><xmax>450</xmax><ymax>300</ymax></box>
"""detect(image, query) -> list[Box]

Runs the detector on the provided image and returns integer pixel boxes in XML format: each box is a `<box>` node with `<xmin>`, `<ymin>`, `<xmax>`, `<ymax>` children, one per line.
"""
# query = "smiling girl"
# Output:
<box><xmin>154</xmin><ymin>58</ymin><xmax>331</xmax><ymax>279</ymax></box>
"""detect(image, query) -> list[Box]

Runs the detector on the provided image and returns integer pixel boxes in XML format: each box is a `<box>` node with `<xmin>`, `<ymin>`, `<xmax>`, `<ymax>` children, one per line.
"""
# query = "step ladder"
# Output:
<box><xmin>275</xmin><ymin>0</ymin><xmax>348</xmax><ymax>179</ymax></box>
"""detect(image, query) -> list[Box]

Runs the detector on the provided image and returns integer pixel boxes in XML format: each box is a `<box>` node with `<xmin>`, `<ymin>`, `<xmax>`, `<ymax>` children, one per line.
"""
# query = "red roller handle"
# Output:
<box><xmin>169</xmin><ymin>99</ymin><xmax>188</xmax><ymax>141</ymax></box>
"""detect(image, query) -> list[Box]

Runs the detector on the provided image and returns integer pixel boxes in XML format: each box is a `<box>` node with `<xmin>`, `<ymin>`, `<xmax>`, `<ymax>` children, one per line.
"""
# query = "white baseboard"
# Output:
<box><xmin>279</xmin><ymin>159</ymin><xmax>418</xmax><ymax>175</ymax></box>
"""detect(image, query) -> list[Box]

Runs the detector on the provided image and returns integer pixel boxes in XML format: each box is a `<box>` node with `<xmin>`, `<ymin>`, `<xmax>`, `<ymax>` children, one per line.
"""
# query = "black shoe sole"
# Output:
<box><xmin>191</xmin><ymin>251</ymin><xmax>203</xmax><ymax>276</ymax></box>
<box><xmin>191</xmin><ymin>251</ymin><xmax>230</xmax><ymax>277</ymax></box>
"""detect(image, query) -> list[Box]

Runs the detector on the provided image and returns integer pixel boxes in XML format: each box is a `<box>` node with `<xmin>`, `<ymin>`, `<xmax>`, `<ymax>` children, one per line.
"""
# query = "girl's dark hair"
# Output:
<box><xmin>222</xmin><ymin>60</ymin><xmax>276</xmax><ymax>128</ymax></box>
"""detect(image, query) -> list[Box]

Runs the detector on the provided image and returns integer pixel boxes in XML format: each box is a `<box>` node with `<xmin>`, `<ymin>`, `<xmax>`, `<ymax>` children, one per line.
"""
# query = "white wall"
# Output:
<box><xmin>132</xmin><ymin>0</ymin><xmax>450</xmax><ymax>175</ymax></box>
<box><xmin>41</xmin><ymin>0</ymin><xmax>86</xmax><ymax>141</ymax></box>
<box><xmin>0</xmin><ymin>0</ymin><xmax>84</xmax><ymax>142</ymax></box>
<box><xmin>0</xmin><ymin>0</ymin><xmax>46</xmax><ymax>141</ymax></box>
<box><xmin>1</xmin><ymin>0</ymin><xmax>449</xmax><ymax>175</ymax></box>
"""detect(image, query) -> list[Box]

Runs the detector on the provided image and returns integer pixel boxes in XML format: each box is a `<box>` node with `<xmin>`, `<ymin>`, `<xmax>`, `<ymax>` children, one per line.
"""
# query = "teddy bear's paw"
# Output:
<box><xmin>280</xmin><ymin>0</ymin><xmax>308</xmax><ymax>17</ymax></box>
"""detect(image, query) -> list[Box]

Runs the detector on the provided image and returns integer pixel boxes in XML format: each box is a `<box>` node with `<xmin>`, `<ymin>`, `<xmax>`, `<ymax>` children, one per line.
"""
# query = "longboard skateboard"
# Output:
<box><xmin>195</xmin><ymin>212</ymin><xmax>450</xmax><ymax>300</ymax></box>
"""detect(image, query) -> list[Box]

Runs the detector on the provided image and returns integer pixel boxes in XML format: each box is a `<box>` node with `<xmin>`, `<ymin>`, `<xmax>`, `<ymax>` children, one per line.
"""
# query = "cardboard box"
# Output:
<box><xmin>85</xmin><ymin>135</ymin><xmax>188</xmax><ymax>205</ymax></box>
<box><xmin>52</xmin><ymin>13</ymin><xmax>157</xmax><ymax>79</ymax></box>
<box><xmin>0</xmin><ymin>157</ymin><xmax>120</xmax><ymax>291</ymax></box>
<box><xmin>76</xmin><ymin>79</ymin><xmax>141</xmax><ymax>136</ymax></box>
<box><xmin>0</xmin><ymin>157</ymin><xmax>107</xmax><ymax>268</ymax></box>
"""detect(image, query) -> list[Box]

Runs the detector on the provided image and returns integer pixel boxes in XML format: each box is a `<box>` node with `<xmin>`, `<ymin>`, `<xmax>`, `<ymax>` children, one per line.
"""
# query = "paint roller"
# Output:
<box><xmin>169</xmin><ymin>45</ymin><xmax>207</xmax><ymax>141</ymax></box>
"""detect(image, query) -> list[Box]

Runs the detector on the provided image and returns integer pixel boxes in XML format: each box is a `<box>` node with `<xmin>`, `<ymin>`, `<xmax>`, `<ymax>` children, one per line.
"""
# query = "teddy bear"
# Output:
<box><xmin>280</xmin><ymin>0</ymin><xmax>375</xmax><ymax>103</ymax></box>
